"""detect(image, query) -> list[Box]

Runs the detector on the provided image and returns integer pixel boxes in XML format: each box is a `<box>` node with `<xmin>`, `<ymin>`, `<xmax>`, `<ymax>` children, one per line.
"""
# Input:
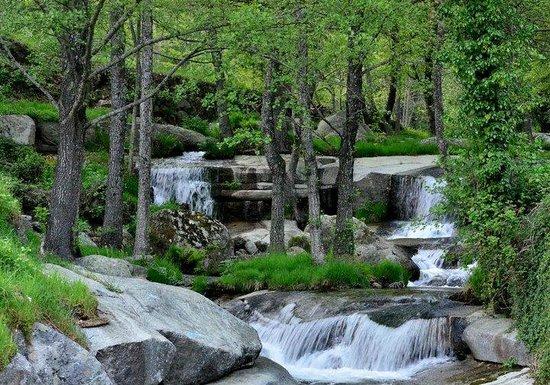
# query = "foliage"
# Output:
<box><xmin>191</xmin><ymin>275</ymin><xmax>209</xmax><ymax>294</ymax></box>
<box><xmin>181</xmin><ymin>116</ymin><xmax>211</xmax><ymax>137</ymax></box>
<box><xmin>371</xmin><ymin>260</ymin><xmax>410</xmax><ymax>286</ymax></box>
<box><xmin>146</xmin><ymin>258</ymin><xmax>183</xmax><ymax>286</ymax></box>
<box><xmin>0</xmin><ymin>99</ymin><xmax>108</xmax><ymax>123</ymax></box>
<box><xmin>0</xmin><ymin>137</ymin><xmax>45</xmax><ymax>183</ymax></box>
<box><xmin>288</xmin><ymin>235</ymin><xmax>311</xmax><ymax>253</ymax></box>
<box><xmin>0</xmin><ymin>174</ymin><xmax>97</xmax><ymax>370</ymax></box>
<box><xmin>314</xmin><ymin>129</ymin><xmax>438</xmax><ymax>157</ymax></box>
<box><xmin>163</xmin><ymin>245</ymin><xmax>206</xmax><ymax>274</ymax></box>
<box><xmin>200</xmin><ymin>138</ymin><xmax>236</xmax><ymax>159</ymax></box>
<box><xmin>218</xmin><ymin>252</ymin><xmax>409</xmax><ymax>293</ymax></box>
<box><xmin>355</xmin><ymin>200</ymin><xmax>388</xmax><ymax>223</ymax></box>
<box><xmin>152</xmin><ymin>133</ymin><xmax>187</xmax><ymax>158</ymax></box>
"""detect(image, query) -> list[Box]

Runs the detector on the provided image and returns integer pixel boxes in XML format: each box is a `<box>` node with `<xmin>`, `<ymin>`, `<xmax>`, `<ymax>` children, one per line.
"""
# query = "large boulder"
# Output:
<box><xmin>35</xmin><ymin>121</ymin><xmax>100</xmax><ymax>152</ymax></box>
<box><xmin>463</xmin><ymin>316</ymin><xmax>532</xmax><ymax>366</ymax></box>
<box><xmin>150</xmin><ymin>206</ymin><xmax>233</xmax><ymax>273</ymax></box>
<box><xmin>482</xmin><ymin>368</ymin><xmax>534</xmax><ymax>385</ymax></box>
<box><xmin>209</xmin><ymin>357</ymin><xmax>298</xmax><ymax>385</ymax></box>
<box><xmin>307</xmin><ymin>215</ymin><xmax>419</xmax><ymax>279</ymax></box>
<box><xmin>315</xmin><ymin>111</ymin><xmax>368</xmax><ymax>140</ymax></box>
<box><xmin>0</xmin><ymin>115</ymin><xmax>36</xmax><ymax>145</ymax></box>
<box><xmin>75</xmin><ymin>255</ymin><xmax>135</xmax><ymax>278</ymax></box>
<box><xmin>45</xmin><ymin>264</ymin><xmax>262</xmax><ymax>385</ymax></box>
<box><xmin>0</xmin><ymin>323</ymin><xmax>113</xmax><ymax>385</ymax></box>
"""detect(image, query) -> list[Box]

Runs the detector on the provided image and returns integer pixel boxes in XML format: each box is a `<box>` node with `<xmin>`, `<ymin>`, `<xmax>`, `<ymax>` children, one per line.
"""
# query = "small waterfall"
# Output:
<box><xmin>151</xmin><ymin>152</ymin><xmax>214</xmax><ymax>216</ymax></box>
<box><xmin>251</xmin><ymin>306</ymin><xmax>452</xmax><ymax>383</ymax></box>
<box><xmin>409</xmin><ymin>249</ymin><xmax>472</xmax><ymax>287</ymax></box>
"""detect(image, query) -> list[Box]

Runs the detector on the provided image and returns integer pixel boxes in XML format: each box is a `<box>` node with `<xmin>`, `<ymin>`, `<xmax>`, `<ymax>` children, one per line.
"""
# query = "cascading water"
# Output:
<box><xmin>250</xmin><ymin>304</ymin><xmax>452</xmax><ymax>383</ymax></box>
<box><xmin>388</xmin><ymin>175</ymin><xmax>471</xmax><ymax>287</ymax></box>
<box><xmin>151</xmin><ymin>151</ymin><xmax>214</xmax><ymax>216</ymax></box>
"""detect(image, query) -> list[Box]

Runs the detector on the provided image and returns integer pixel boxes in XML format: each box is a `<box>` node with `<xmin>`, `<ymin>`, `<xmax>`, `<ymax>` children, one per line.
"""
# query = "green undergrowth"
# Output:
<box><xmin>218</xmin><ymin>253</ymin><xmax>409</xmax><ymax>293</ymax></box>
<box><xmin>0</xmin><ymin>174</ymin><xmax>97</xmax><ymax>370</ymax></box>
<box><xmin>314</xmin><ymin>128</ymin><xmax>438</xmax><ymax>157</ymax></box>
<box><xmin>79</xmin><ymin>244</ymin><xmax>130</xmax><ymax>260</ymax></box>
<box><xmin>147</xmin><ymin>258</ymin><xmax>183</xmax><ymax>285</ymax></box>
<box><xmin>0</xmin><ymin>99</ymin><xmax>108</xmax><ymax>123</ymax></box>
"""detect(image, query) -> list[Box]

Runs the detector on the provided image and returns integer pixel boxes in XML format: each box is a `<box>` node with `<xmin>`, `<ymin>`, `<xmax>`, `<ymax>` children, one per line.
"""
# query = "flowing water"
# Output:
<box><xmin>388</xmin><ymin>175</ymin><xmax>471</xmax><ymax>288</ymax></box>
<box><xmin>151</xmin><ymin>151</ymin><xmax>214</xmax><ymax>216</ymax></box>
<box><xmin>250</xmin><ymin>304</ymin><xmax>452</xmax><ymax>383</ymax></box>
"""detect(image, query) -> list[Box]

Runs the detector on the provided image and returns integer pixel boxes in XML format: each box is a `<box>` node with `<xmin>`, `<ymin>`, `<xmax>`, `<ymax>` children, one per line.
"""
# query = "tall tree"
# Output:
<box><xmin>133</xmin><ymin>0</ymin><xmax>154</xmax><ymax>256</ymax></box>
<box><xmin>102</xmin><ymin>5</ymin><xmax>129</xmax><ymax>248</ymax></box>
<box><xmin>260</xmin><ymin>58</ymin><xmax>286</xmax><ymax>252</ymax></box>
<box><xmin>334</xmin><ymin>28</ymin><xmax>364</xmax><ymax>257</ymax></box>
<box><xmin>432</xmin><ymin>0</ymin><xmax>447</xmax><ymax>156</ymax></box>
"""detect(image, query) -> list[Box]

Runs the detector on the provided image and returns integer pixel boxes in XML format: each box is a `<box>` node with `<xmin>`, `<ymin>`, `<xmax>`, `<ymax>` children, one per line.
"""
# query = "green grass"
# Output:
<box><xmin>147</xmin><ymin>258</ymin><xmax>183</xmax><ymax>285</ymax></box>
<box><xmin>162</xmin><ymin>245</ymin><xmax>207</xmax><ymax>274</ymax></box>
<box><xmin>79</xmin><ymin>244</ymin><xmax>130</xmax><ymax>259</ymax></box>
<box><xmin>0</xmin><ymin>173</ymin><xmax>97</xmax><ymax>370</ymax></box>
<box><xmin>0</xmin><ymin>99</ymin><xmax>108</xmax><ymax>123</ymax></box>
<box><xmin>314</xmin><ymin>128</ymin><xmax>438</xmax><ymax>157</ymax></box>
<box><xmin>218</xmin><ymin>252</ymin><xmax>410</xmax><ymax>293</ymax></box>
<box><xmin>355</xmin><ymin>200</ymin><xmax>389</xmax><ymax>223</ymax></box>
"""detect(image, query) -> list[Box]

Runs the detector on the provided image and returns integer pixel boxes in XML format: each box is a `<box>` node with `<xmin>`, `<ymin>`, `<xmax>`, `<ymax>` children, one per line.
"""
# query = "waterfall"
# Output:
<box><xmin>251</xmin><ymin>306</ymin><xmax>452</xmax><ymax>383</ymax></box>
<box><xmin>409</xmin><ymin>249</ymin><xmax>472</xmax><ymax>287</ymax></box>
<box><xmin>151</xmin><ymin>152</ymin><xmax>214</xmax><ymax>216</ymax></box>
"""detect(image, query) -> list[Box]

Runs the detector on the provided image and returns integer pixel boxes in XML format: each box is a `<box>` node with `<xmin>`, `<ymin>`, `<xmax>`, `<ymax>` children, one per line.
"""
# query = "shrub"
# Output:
<box><xmin>288</xmin><ymin>235</ymin><xmax>311</xmax><ymax>252</ymax></box>
<box><xmin>181</xmin><ymin>116</ymin><xmax>210</xmax><ymax>137</ymax></box>
<box><xmin>355</xmin><ymin>200</ymin><xmax>388</xmax><ymax>223</ymax></box>
<box><xmin>200</xmin><ymin>138</ymin><xmax>236</xmax><ymax>159</ymax></box>
<box><xmin>152</xmin><ymin>133</ymin><xmax>187</xmax><ymax>158</ymax></box>
<box><xmin>0</xmin><ymin>137</ymin><xmax>45</xmax><ymax>183</ymax></box>
<box><xmin>147</xmin><ymin>258</ymin><xmax>183</xmax><ymax>285</ymax></box>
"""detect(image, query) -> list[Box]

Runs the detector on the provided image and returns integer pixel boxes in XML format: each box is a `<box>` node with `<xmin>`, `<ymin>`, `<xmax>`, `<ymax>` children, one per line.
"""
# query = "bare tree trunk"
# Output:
<box><xmin>297</xmin><ymin>23</ymin><xmax>324</xmax><ymax>264</ymax></box>
<box><xmin>212</xmin><ymin>45</ymin><xmax>232</xmax><ymax>138</ymax></box>
<box><xmin>384</xmin><ymin>73</ymin><xmax>398</xmax><ymax>129</ymax></box>
<box><xmin>334</xmin><ymin>33</ymin><xmax>363</xmax><ymax>257</ymax></box>
<box><xmin>43</xmin><ymin>25</ymin><xmax>88</xmax><ymax>260</ymax></box>
<box><xmin>261</xmin><ymin>58</ymin><xmax>286</xmax><ymax>252</ymax></box>
<box><xmin>133</xmin><ymin>3</ymin><xmax>153</xmax><ymax>256</ymax></box>
<box><xmin>127</xmin><ymin>18</ymin><xmax>141</xmax><ymax>174</ymax></box>
<box><xmin>433</xmin><ymin>1</ymin><xmax>448</xmax><ymax>157</ymax></box>
<box><xmin>102</xmin><ymin>8</ymin><xmax>128</xmax><ymax>248</ymax></box>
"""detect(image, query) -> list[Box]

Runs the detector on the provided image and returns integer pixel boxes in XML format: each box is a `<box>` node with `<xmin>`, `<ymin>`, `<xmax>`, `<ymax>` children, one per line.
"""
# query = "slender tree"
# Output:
<box><xmin>133</xmin><ymin>0</ymin><xmax>154</xmax><ymax>256</ymax></box>
<box><xmin>102</xmin><ymin>5</ymin><xmax>129</xmax><ymax>248</ymax></box>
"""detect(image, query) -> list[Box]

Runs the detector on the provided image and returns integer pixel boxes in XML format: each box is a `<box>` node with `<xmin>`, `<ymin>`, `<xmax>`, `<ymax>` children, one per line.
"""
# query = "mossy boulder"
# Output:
<box><xmin>150</xmin><ymin>205</ymin><xmax>233</xmax><ymax>274</ymax></box>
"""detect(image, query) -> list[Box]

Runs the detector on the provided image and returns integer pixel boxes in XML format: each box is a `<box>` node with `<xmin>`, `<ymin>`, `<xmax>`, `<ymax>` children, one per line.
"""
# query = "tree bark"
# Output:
<box><xmin>101</xmin><ymin>8</ymin><xmax>128</xmax><ymax>248</ymax></box>
<box><xmin>133</xmin><ymin>3</ymin><xmax>153</xmax><ymax>256</ymax></box>
<box><xmin>433</xmin><ymin>1</ymin><xmax>448</xmax><ymax>157</ymax></box>
<box><xmin>212</xmin><ymin>46</ymin><xmax>232</xmax><ymax>138</ymax></box>
<box><xmin>43</xmin><ymin>12</ymin><xmax>88</xmax><ymax>260</ymax></box>
<box><xmin>127</xmin><ymin>18</ymin><xmax>141</xmax><ymax>174</ymax></box>
<box><xmin>261</xmin><ymin>58</ymin><xmax>286</xmax><ymax>252</ymax></box>
<box><xmin>334</xmin><ymin>33</ymin><xmax>363</xmax><ymax>257</ymax></box>
<box><xmin>297</xmin><ymin>21</ymin><xmax>324</xmax><ymax>264</ymax></box>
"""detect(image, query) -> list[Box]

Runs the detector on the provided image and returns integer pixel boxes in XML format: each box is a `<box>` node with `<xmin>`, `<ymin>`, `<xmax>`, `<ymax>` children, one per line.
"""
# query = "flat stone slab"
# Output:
<box><xmin>353</xmin><ymin>155</ymin><xmax>438</xmax><ymax>181</ymax></box>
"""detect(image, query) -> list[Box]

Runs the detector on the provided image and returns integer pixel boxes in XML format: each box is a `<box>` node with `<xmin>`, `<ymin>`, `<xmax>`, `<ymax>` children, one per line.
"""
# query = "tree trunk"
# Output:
<box><xmin>384</xmin><ymin>73</ymin><xmax>397</xmax><ymax>128</ymax></box>
<box><xmin>297</xmin><ymin>23</ymin><xmax>324</xmax><ymax>264</ymax></box>
<box><xmin>127</xmin><ymin>18</ymin><xmax>141</xmax><ymax>174</ymax></box>
<box><xmin>433</xmin><ymin>2</ymin><xmax>448</xmax><ymax>157</ymax></box>
<box><xmin>101</xmin><ymin>8</ymin><xmax>128</xmax><ymax>248</ymax></box>
<box><xmin>261</xmin><ymin>58</ymin><xmax>286</xmax><ymax>253</ymax></box>
<box><xmin>43</xmin><ymin>26</ymin><xmax>88</xmax><ymax>260</ymax></box>
<box><xmin>133</xmin><ymin>3</ymin><xmax>153</xmax><ymax>256</ymax></box>
<box><xmin>212</xmin><ymin>47</ymin><xmax>232</xmax><ymax>138</ymax></box>
<box><xmin>334</xmin><ymin>34</ymin><xmax>363</xmax><ymax>257</ymax></box>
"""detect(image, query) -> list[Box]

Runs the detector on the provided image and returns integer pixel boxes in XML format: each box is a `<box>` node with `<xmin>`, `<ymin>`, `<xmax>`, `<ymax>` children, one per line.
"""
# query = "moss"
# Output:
<box><xmin>288</xmin><ymin>235</ymin><xmax>311</xmax><ymax>253</ymax></box>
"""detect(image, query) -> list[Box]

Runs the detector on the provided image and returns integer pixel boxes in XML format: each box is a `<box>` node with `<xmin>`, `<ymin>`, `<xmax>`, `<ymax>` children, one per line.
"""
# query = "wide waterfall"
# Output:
<box><xmin>251</xmin><ymin>305</ymin><xmax>452</xmax><ymax>383</ymax></box>
<box><xmin>151</xmin><ymin>151</ymin><xmax>214</xmax><ymax>216</ymax></box>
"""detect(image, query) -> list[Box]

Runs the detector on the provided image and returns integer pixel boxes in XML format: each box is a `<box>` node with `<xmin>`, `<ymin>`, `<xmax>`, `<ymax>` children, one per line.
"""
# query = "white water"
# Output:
<box><xmin>251</xmin><ymin>305</ymin><xmax>452</xmax><ymax>383</ymax></box>
<box><xmin>151</xmin><ymin>151</ymin><xmax>214</xmax><ymax>216</ymax></box>
<box><xmin>409</xmin><ymin>249</ymin><xmax>472</xmax><ymax>287</ymax></box>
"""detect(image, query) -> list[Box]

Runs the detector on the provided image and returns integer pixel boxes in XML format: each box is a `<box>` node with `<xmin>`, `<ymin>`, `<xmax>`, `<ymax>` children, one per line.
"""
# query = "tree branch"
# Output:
<box><xmin>0</xmin><ymin>37</ymin><xmax>58</xmax><ymax>109</ymax></box>
<box><xmin>87</xmin><ymin>46</ymin><xmax>212</xmax><ymax>127</ymax></box>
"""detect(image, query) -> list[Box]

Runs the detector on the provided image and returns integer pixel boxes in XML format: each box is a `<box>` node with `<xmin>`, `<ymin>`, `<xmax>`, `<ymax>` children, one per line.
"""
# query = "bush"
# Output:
<box><xmin>0</xmin><ymin>137</ymin><xmax>45</xmax><ymax>183</ymax></box>
<box><xmin>147</xmin><ymin>258</ymin><xmax>183</xmax><ymax>285</ymax></box>
<box><xmin>152</xmin><ymin>133</ymin><xmax>187</xmax><ymax>158</ymax></box>
<box><xmin>181</xmin><ymin>116</ymin><xmax>210</xmax><ymax>137</ymax></box>
<box><xmin>191</xmin><ymin>275</ymin><xmax>209</xmax><ymax>294</ymax></box>
<box><xmin>355</xmin><ymin>200</ymin><xmax>388</xmax><ymax>223</ymax></box>
<box><xmin>200</xmin><ymin>138</ymin><xmax>236</xmax><ymax>159</ymax></box>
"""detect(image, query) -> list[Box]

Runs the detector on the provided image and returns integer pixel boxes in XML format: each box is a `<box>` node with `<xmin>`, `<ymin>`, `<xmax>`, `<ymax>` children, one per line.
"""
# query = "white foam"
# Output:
<box><xmin>409</xmin><ymin>249</ymin><xmax>472</xmax><ymax>287</ymax></box>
